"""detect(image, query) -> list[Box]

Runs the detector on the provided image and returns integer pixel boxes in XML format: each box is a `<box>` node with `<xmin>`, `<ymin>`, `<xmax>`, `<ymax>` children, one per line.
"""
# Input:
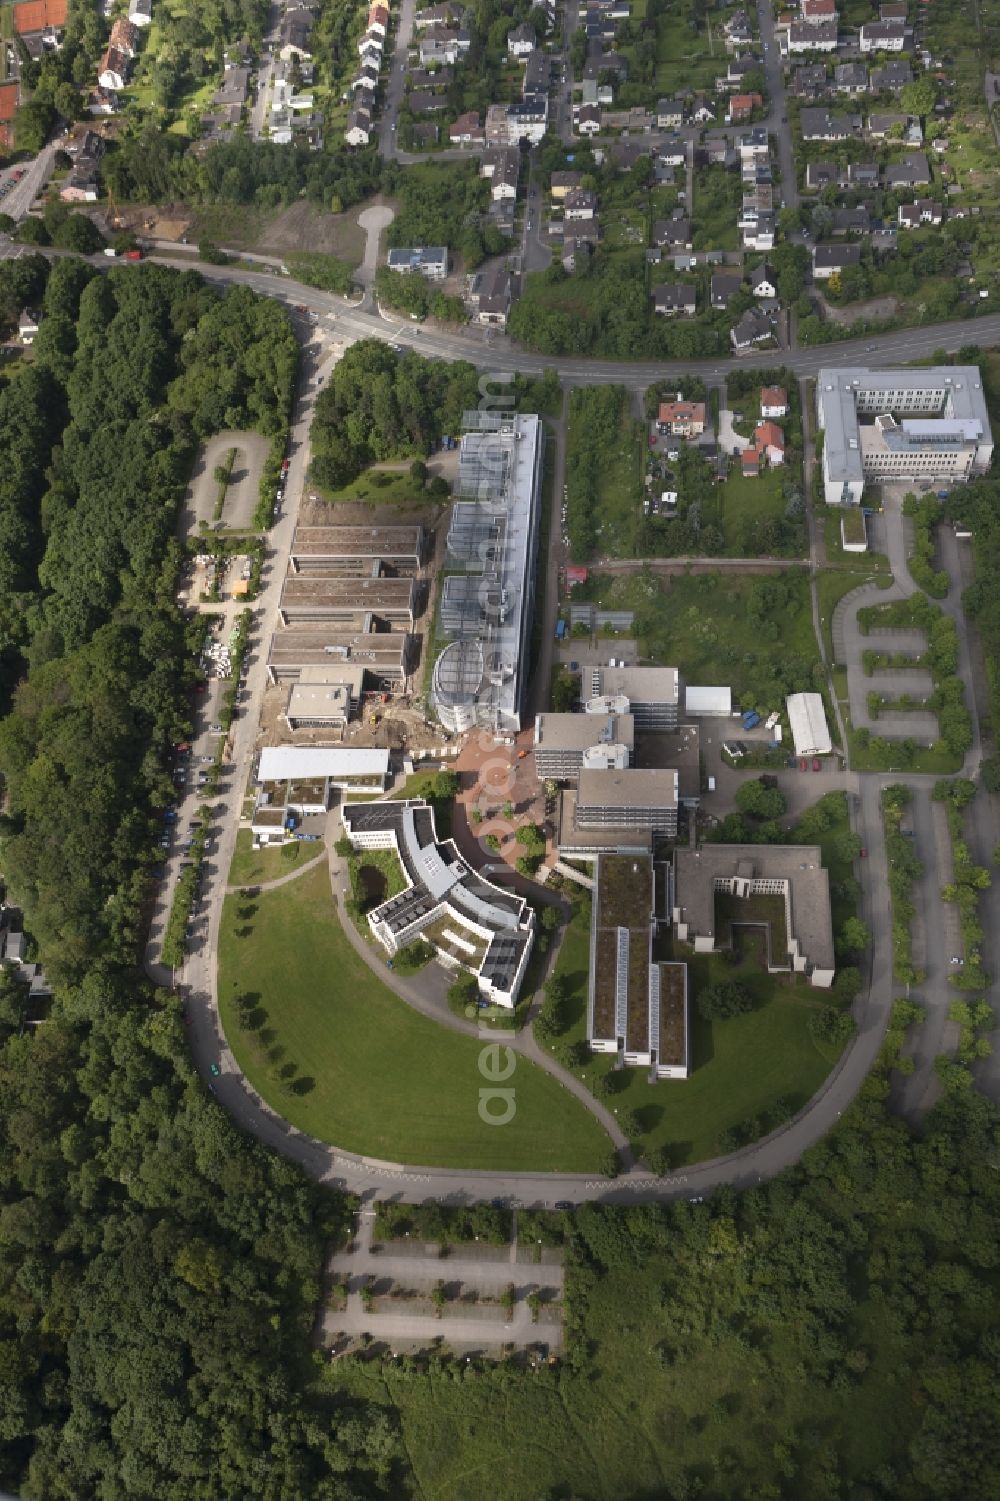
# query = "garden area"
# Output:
<box><xmin>217</xmin><ymin>864</ymin><xmax>613</xmax><ymax>1169</ymax></box>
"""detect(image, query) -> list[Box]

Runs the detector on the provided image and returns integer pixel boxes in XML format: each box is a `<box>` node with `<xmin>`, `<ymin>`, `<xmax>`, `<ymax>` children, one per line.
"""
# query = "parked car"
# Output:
<box><xmin>812</xmin><ymin>758</ymin><xmax>822</xmax><ymax>772</ymax></box>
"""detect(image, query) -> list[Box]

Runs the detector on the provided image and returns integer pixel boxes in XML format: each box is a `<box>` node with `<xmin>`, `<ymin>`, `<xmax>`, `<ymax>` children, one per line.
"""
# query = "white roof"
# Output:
<box><xmin>786</xmin><ymin>693</ymin><xmax>832</xmax><ymax>757</ymax></box>
<box><xmin>685</xmin><ymin>685</ymin><xmax>732</xmax><ymax>715</ymax></box>
<box><xmin>258</xmin><ymin>747</ymin><xmax>390</xmax><ymax>781</ymax></box>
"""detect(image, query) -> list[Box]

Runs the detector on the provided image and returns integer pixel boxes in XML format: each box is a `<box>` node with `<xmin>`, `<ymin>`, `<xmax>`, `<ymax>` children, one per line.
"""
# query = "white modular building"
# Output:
<box><xmin>786</xmin><ymin>692</ymin><xmax>832</xmax><ymax>758</ymax></box>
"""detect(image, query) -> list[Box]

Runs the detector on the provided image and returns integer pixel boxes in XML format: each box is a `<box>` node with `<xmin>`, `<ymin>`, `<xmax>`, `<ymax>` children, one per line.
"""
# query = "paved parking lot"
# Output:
<box><xmin>323</xmin><ymin>1209</ymin><xmax>564</xmax><ymax>1354</ymax></box>
<box><xmin>177</xmin><ymin>430</ymin><xmax>271</xmax><ymax>537</ymax></box>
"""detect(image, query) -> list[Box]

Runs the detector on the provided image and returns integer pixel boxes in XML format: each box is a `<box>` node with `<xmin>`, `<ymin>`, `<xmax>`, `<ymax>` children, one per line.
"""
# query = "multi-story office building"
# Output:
<box><xmin>816</xmin><ymin>367</ymin><xmax>993</xmax><ymax>505</ymax></box>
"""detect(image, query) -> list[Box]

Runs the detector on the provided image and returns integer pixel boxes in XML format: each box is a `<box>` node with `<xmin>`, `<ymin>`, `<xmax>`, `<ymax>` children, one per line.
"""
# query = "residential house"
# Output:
<box><xmin>611</xmin><ymin>139</ymin><xmax>647</xmax><ymax>171</ymax></box>
<box><xmin>507</xmin><ymin>21</ymin><xmax>536</xmax><ymax>57</ymax></box>
<box><xmin>280</xmin><ymin>8</ymin><xmax>314</xmax><ymax>61</ymax></box>
<box><xmin>656</xmin><ymin>97</ymin><xmax>685</xmax><ymax>128</ymax></box>
<box><xmin>710</xmin><ymin>271</ymin><xmax>744</xmax><ymax>308</ymax></box>
<box><xmin>345</xmin><ymin>105</ymin><xmax>372</xmax><ymax>145</ymax></box>
<box><xmin>602</xmin><ymin>104</ymin><xmax>652</xmax><ymax>131</ymax></box>
<box><xmin>691</xmin><ymin>95</ymin><xmax>716</xmax><ymax>123</ymax></box>
<box><xmin>760</xmin><ymin>385</ymin><xmax>789</xmax><ymax>417</ymax></box>
<box><xmin>801</xmin><ymin>107</ymin><xmax>862</xmax><ymax>140</ymax></box>
<box><xmin>550</xmin><ymin>170</ymin><xmax>583</xmax><ymax>199</ymax></box>
<box><xmin>449</xmin><ymin>110</ymin><xmax>484</xmax><ymax>146</ymax></box>
<box><xmin>831</xmin><ymin>206</ymin><xmax>871</xmax><ymax>234</ymax></box>
<box><xmin>812</xmin><ymin>242</ymin><xmax>862</xmax><ymax>278</ymax></box>
<box><xmin>867</xmin><ymin>111</ymin><xmax>914</xmax><ymax>139</ymax></box>
<box><xmin>564</xmin><ymin>188</ymin><xmax>597</xmax><ymax>221</ymax></box>
<box><xmin>414</xmin><ymin>2</ymin><xmax>461</xmax><ymax>25</ymax></box>
<box><xmin>17</xmin><ymin>308</ymin><xmax>40</xmax><ymax>344</ymax></box>
<box><xmin>847</xmin><ymin>160</ymin><xmax>880</xmax><ymax>187</ymax></box>
<box><xmin>562</xmin><ymin>229</ymin><xmax>600</xmax><ymax>270</ymax></box>
<box><xmin>408</xmin><ymin>90</ymin><xmax>449</xmax><ymax>113</ymax></box>
<box><xmin>787</xmin><ymin>19</ymin><xmax>838</xmax><ymax>50</ymax></box>
<box><xmin>730</xmin><ymin>306</ymin><xmax>774</xmax><ymax>350</ymax></box>
<box><xmin>652</xmin><ymin>282</ymin><xmax>697</xmax><ymax>316</ymax></box>
<box><xmin>658</xmin><ymin>136</ymin><xmax>686</xmax><ymax>166</ymax></box>
<box><xmin>724</xmin><ymin>54</ymin><xmax>762</xmax><ymax>87</ymax></box>
<box><xmin>657</xmin><ymin>400</ymin><xmax>706</xmax><ymax>437</ymax></box>
<box><xmin>407</xmin><ymin>65</ymin><xmax>453</xmax><ymax>89</ymax></box>
<box><xmin>750</xmin><ymin>262</ymin><xmax>778</xmax><ymax>301</ymax></box>
<box><xmin>522</xmin><ymin>48</ymin><xmax>550</xmax><ymax>96</ymax></box>
<box><xmin>418</xmin><ymin>25</ymin><xmax>470</xmax><ymax>65</ymax></box>
<box><xmin>724</xmin><ymin>10</ymin><xmax>753</xmax><ymax>49</ymax></box>
<box><xmin>87</xmin><ymin>85</ymin><xmax>118</xmax><ymax>114</ymax></box>
<box><xmin>871</xmin><ymin>59</ymin><xmax>912</xmax><ymax>91</ymax></box>
<box><xmin>467</xmin><ymin>262</ymin><xmax>512</xmax><ymax>326</ymax></box>
<box><xmin>791</xmin><ymin>63</ymin><xmax>830</xmax><ymax>98</ymax></box>
<box><xmin>738</xmin><ymin>126</ymin><xmax>769</xmax><ymax>159</ymax></box>
<box><xmin>883</xmin><ymin>151</ymin><xmax>930</xmax><ymax>186</ymax></box>
<box><xmin>108</xmin><ymin>15</ymin><xmax>138</xmax><ymax>54</ymax></box>
<box><xmin>860</xmin><ymin>19</ymin><xmax>906</xmax><ymax>49</ymax></box>
<box><xmin>367</xmin><ymin>2</ymin><xmax>389</xmax><ymax>35</ymax></box>
<box><xmin>386</xmin><ymin>246</ymin><xmax>449</xmax><ymax>279</ymax></box>
<box><xmin>577</xmin><ymin>103</ymin><xmax>601</xmax><ymax>135</ymax></box>
<box><xmin>652</xmin><ymin>216</ymin><xmax>693</xmax><ymax>250</ymax></box>
<box><xmin>806</xmin><ymin>159</ymin><xmax>843</xmax><ymax>189</ymax></box>
<box><xmin>98</xmin><ymin>45</ymin><xmax>130</xmax><ymax>88</ymax></box>
<box><xmin>351</xmin><ymin>62</ymin><xmax>380</xmax><ymax>92</ymax></box>
<box><xmin>481</xmin><ymin>145</ymin><xmax>520</xmax><ymax>198</ymax></box>
<box><xmin>880</xmin><ymin>1</ymin><xmax>908</xmax><ymax>17</ymax></box>
<box><xmin>753</xmin><ymin>420</ymin><xmax>785</xmax><ymax>465</ymax></box>
<box><xmin>801</xmin><ymin>0</ymin><xmax>836</xmax><ymax>19</ymax></box>
<box><xmin>832</xmin><ymin>62</ymin><xmax>868</xmax><ymax>94</ymax></box>
<box><xmin>741</xmin><ymin>447</ymin><xmax>760</xmax><ymax>476</ymax></box>
<box><xmin>898</xmin><ymin>198</ymin><xmax>943</xmax><ymax>227</ymax></box>
<box><xmin>730</xmin><ymin>92</ymin><xmax>762</xmax><ymax>122</ymax></box>
<box><xmin>128</xmin><ymin>0</ymin><xmax>151</xmax><ymax>23</ymax></box>
<box><xmin>743</xmin><ymin>214</ymin><xmax>775</xmax><ymax>251</ymax></box>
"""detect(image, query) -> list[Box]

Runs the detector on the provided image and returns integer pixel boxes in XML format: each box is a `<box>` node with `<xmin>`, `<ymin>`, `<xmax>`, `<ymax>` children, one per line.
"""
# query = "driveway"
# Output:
<box><xmin>718</xmin><ymin>408</ymin><xmax>750</xmax><ymax>455</ymax></box>
<box><xmin>357</xmin><ymin>204</ymin><xmax>394</xmax><ymax>288</ymax></box>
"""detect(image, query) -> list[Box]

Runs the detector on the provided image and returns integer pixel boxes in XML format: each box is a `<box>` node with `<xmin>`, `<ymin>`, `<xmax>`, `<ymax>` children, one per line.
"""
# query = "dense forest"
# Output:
<box><xmin>0</xmin><ymin>258</ymin><xmax>398</xmax><ymax>1499</ymax></box>
<box><xmin>308</xmin><ymin>338</ymin><xmax>481</xmax><ymax>489</ymax></box>
<box><xmin>329</xmin><ymin>1008</ymin><xmax>1000</xmax><ymax>1500</ymax></box>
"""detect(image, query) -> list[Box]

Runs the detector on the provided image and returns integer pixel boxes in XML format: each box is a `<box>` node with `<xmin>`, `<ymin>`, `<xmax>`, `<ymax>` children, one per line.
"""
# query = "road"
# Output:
<box><xmin>379</xmin><ymin>0</ymin><xmax>416</xmax><ymax>159</ymax></box>
<box><xmin>52</xmin><ymin>184</ymin><xmax>978</xmax><ymax>1206</ymax></box>
<box><xmin>250</xmin><ymin>6</ymin><xmax>280</xmax><ymax>140</ymax></box>
<box><xmin>152</xmin><ymin>255</ymin><xmax>1000</xmax><ymax>385</ymax></box>
<box><xmin>2</xmin><ymin>141</ymin><xmax>57</xmax><ymax>222</ymax></box>
<box><xmin>756</xmin><ymin>0</ymin><xmax>798</xmax><ymax>213</ymax></box>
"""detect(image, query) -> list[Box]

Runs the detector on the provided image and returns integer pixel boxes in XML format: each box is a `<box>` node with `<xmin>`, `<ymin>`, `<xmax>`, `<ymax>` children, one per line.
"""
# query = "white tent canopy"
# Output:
<box><xmin>684</xmin><ymin>685</ymin><xmax>731</xmax><ymax>717</ymax></box>
<box><xmin>786</xmin><ymin>693</ymin><xmax>832</xmax><ymax>757</ymax></box>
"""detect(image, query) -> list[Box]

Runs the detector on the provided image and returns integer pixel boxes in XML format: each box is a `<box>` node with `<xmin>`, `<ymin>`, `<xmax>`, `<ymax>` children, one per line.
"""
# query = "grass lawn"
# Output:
<box><xmin>566</xmin><ymin>387</ymin><xmax>645</xmax><ymax>558</ymax></box>
<box><xmin>218</xmin><ymin>865</ymin><xmax>611</xmax><ymax>1170</ymax></box>
<box><xmin>816</xmin><ymin>566</ymin><xmax>892</xmax><ymax>664</ymax></box>
<box><xmin>693</xmin><ymin>163</ymin><xmax>741</xmax><ymax>252</ymax></box>
<box><xmin>317</xmin><ymin>467</ymin><xmax>433</xmax><ymax>509</ymax></box>
<box><xmin>0</xmin><ymin>5</ymin><xmax>12</xmax><ymax>41</ymax></box>
<box><xmin>548</xmin><ymin>897</ymin><xmax>843</xmax><ymax>1167</ymax></box>
<box><xmin>654</xmin><ymin>10</ymin><xmax>719</xmax><ymax>93</ymax></box>
<box><xmin>228</xmin><ymin>828</ymin><xmax>308</xmax><ymax>887</ymax></box>
<box><xmin>609</xmin><ymin>568</ymin><xmax>820</xmax><ymax>706</ymax></box>
<box><xmin>717</xmin><ymin>466</ymin><xmax>800</xmax><ymax>555</ymax></box>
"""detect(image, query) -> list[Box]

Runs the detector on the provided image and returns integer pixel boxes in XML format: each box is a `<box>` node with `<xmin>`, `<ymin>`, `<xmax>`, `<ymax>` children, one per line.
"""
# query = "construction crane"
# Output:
<box><xmin>105</xmin><ymin>179</ymin><xmax>126</xmax><ymax>232</ymax></box>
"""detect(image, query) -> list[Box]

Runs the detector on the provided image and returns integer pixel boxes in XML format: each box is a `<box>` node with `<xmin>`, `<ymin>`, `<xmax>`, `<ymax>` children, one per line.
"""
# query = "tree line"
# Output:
<box><xmin>0</xmin><ymin>260</ymin><xmax>399</xmax><ymax>1498</ymax></box>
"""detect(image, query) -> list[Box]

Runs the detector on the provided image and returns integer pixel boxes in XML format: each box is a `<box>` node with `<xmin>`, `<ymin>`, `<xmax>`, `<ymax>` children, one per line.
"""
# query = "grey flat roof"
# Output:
<box><xmin>577</xmin><ymin>768</ymin><xmax>678</xmax><ymax>810</ymax></box>
<box><xmin>586</xmin><ymin>665</ymin><xmax>679</xmax><ymax>706</ymax></box>
<box><xmin>290</xmin><ymin>524</ymin><xmax>424</xmax><ymax>559</ymax></box>
<box><xmin>674</xmin><ymin>843</ymin><xmax>834</xmax><ymax>972</ymax></box>
<box><xmin>817</xmin><ymin>366</ymin><xmax>992</xmax><ymax>491</ymax></box>
<box><xmin>280</xmin><ymin>576</ymin><xmax>416</xmax><ymax>611</ymax></box>
<box><xmin>535</xmin><ymin>712</ymin><xmax>635</xmax><ymax>752</ymax></box>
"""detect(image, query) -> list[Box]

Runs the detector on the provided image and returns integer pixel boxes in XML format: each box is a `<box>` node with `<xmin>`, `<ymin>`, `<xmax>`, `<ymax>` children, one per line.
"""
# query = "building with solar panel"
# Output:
<box><xmin>431</xmin><ymin>411</ymin><xmax>544</xmax><ymax>737</ymax></box>
<box><xmin>340</xmin><ymin>798</ymin><xmax>536</xmax><ymax>1007</ymax></box>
